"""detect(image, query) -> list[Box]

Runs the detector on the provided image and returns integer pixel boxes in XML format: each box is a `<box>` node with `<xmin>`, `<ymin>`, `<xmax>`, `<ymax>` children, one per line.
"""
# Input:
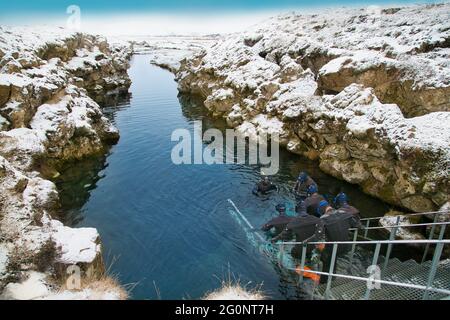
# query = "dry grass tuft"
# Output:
<box><xmin>203</xmin><ymin>281</ymin><xmax>266</xmax><ymax>300</ymax></box>
<box><xmin>203</xmin><ymin>283</ymin><xmax>266</xmax><ymax>300</ymax></box>
<box><xmin>82</xmin><ymin>275</ymin><xmax>129</xmax><ymax>300</ymax></box>
<box><xmin>56</xmin><ymin>271</ymin><xmax>129</xmax><ymax>300</ymax></box>
<box><xmin>57</xmin><ymin>255</ymin><xmax>131</xmax><ymax>300</ymax></box>
<box><xmin>203</xmin><ymin>268</ymin><xmax>266</xmax><ymax>300</ymax></box>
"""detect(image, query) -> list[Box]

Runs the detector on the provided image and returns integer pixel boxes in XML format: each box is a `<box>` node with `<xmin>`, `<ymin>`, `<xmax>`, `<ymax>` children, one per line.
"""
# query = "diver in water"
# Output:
<box><xmin>316</xmin><ymin>200</ymin><xmax>362</xmax><ymax>283</ymax></box>
<box><xmin>292</xmin><ymin>172</ymin><xmax>317</xmax><ymax>198</ymax></box>
<box><xmin>318</xmin><ymin>200</ymin><xmax>361</xmax><ymax>242</ymax></box>
<box><xmin>252</xmin><ymin>176</ymin><xmax>278</xmax><ymax>196</ymax></box>
<box><xmin>302</xmin><ymin>184</ymin><xmax>326</xmax><ymax>217</ymax></box>
<box><xmin>272</xmin><ymin>204</ymin><xmax>322</xmax><ymax>258</ymax></box>
<box><xmin>261</xmin><ymin>204</ymin><xmax>294</xmax><ymax>237</ymax></box>
<box><xmin>334</xmin><ymin>192</ymin><xmax>360</xmax><ymax>218</ymax></box>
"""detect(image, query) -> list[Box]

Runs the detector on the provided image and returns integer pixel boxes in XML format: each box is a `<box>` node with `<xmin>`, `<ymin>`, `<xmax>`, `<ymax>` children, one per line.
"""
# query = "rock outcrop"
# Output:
<box><xmin>379</xmin><ymin>210</ymin><xmax>425</xmax><ymax>241</ymax></box>
<box><xmin>0</xmin><ymin>26</ymin><xmax>131</xmax><ymax>298</ymax></box>
<box><xmin>176</xmin><ymin>3</ymin><xmax>450</xmax><ymax>212</ymax></box>
<box><xmin>0</xmin><ymin>271</ymin><xmax>127</xmax><ymax>300</ymax></box>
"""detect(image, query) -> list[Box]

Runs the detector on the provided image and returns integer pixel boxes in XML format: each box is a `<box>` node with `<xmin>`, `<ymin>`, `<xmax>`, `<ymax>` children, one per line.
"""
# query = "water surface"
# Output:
<box><xmin>56</xmin><ymin>55</ymin><xmax>390</xmax><ymax>299</ymax></box>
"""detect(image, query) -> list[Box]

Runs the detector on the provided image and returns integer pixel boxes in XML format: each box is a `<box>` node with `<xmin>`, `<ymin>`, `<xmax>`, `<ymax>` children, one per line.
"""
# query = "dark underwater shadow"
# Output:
<box><xmin>53</xmin><ymin>93</ymin><xmax>132</xmax><ymax>226</ymax></box>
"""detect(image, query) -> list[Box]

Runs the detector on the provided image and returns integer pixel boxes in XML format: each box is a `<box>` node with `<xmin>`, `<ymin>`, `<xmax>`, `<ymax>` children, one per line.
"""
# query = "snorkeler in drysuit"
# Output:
<box><xmin>301</xmin><ymin>184</ymin><xmax>326</xmax><ymax>217</ymax></box>
<box><xmin>316</xmin><ymin>200</ymin><xmax>362</xmax><ymax>283</ymax></box>
<box><xmin>292</xmin><ymin>172</ymin><xmax>318</xmax><ymax>198</ymax></box>
<box><xmin>271</xmin><ymin>205</ymin><xmax>322</xmax><ymax>258</ymax></box>
<box><xmin>261</xmin><ymin>204</ymin><xmax>295</xmax><ymax>237</ymax></box>
<box><xmin>319</xmin><ymin>201</ymin><xmax>361</xmax><ymax>244</ymax></box>
<box><xmin>333</xmin><ymin>192</ymin><xmax>361</xmax><ymax>218</ymax></box>
<box><xmin>252</xmin><ymin>176</ymin><xmax>278</xmax><ymax>196</ymax></box>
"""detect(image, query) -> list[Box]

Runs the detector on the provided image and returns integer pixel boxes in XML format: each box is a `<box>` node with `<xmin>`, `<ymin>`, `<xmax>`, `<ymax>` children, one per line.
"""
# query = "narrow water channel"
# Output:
<box><xmin>56</xmin><ymin>55</ymin><xmax>390</xmax><ymax>299</ymax></box>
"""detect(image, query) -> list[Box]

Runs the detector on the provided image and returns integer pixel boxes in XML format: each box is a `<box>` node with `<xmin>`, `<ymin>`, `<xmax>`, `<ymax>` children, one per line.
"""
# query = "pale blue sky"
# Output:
<box><xmin>0</xmin><ymin>0</ymin><xmax>444</xmax><ymax>35</ymax></box>
<box><xmin>1</xmin><ymin>0</ymin><xmax>440</xmax><ymax>15</ymax></box>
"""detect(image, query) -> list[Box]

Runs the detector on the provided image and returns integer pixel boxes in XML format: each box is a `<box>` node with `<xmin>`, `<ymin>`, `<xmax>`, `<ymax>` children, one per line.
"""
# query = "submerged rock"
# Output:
<box><xmin>176</xmin><ymin>3</ymin><xmax>450</xmax><ymax>212</ymax></box>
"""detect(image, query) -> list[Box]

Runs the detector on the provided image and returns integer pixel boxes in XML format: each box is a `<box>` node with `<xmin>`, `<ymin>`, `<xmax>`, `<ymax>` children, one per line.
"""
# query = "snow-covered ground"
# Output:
<box><xmin>109</xmin><ymin>35</ymin><xmax>219</xmax><ymax>72</ymax></box>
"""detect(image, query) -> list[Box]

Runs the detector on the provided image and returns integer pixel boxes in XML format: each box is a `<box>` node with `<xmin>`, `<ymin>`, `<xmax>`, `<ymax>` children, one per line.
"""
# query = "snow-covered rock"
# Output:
<box><xmin>176</xmin><ymin>3</ymin><xmax>450</xmax><ymax>212</ymax></box>
<box><xmin>0</xmin><ymin>26</ymin><xmax>131</xmax><ymax>127</ymax></box>
<box><xmin>0</xmin><ymin>271</ymin><xmax>126</xmax><ymax>300</ymax></box>
<box><xmin>45</xmin><ymin>217</ymin><xmax>101</xmax><ymax>265</ymax></box>
<box><xmin>0</xmin><ymin>272</ymin><xmax>51</xmax><ymax>300</ymax></box>
<box><xmin>379</xmin><ymin>212</ymin><xmax>425</xmax><ymax>241</ymax></box>
<box><xmin>0</xmin><ymin>244</ymin><xmax>8</xmax><ymax>288</ymax></box>
<box><xmin>0</xmin><ymin>26</ymin><xmax>131</xmax><ymax>299</ymax></box>
<box><xmin>42</xmin><ymin>287</ymin><xmax>124</xmax><ymax>300</ymax></box>
<box><xmin>0</xmin><ymin>155</ymin><xmax>102</xmax><ymax>268</ymax></box>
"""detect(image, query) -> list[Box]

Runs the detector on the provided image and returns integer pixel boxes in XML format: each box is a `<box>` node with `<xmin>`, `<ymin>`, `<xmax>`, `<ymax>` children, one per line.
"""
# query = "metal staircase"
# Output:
<box><xmin>317</xmin><ymin>257</ymin><xmax>450</xmax><ymax>300</ymax></box>
<box><xmin>226</xmin><ymin>199</ymin><xmax>450</xmax><ymax>300</ymax></box>
<box><xmin>276</xmin><ymin>210</ymin><xmax>450</xmax><ymax>300</ymax></box>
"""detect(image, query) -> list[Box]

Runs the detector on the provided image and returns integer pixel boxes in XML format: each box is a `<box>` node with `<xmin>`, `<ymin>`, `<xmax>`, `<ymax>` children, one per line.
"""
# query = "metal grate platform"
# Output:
<box><xmin>316</xmin><ymin>258</ymin><xmax>450</xmax><ymax>300</ymax></box>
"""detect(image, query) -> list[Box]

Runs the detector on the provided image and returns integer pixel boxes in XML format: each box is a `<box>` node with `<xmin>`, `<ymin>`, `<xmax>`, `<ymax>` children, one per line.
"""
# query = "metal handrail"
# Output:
<box><xmin>288</xmin><ymin>266</ymin><xmax>450</xmax><ymax>296</ymax></box>
<box><xmin>226</xmin><ymin>199</ymin><xmax>449</xmax><ymax>300</ymax></box>
<box><xmin>360</xmin><ymin>210</ymin><xmax>449</xmax><ymax>222</ymax></box>
<box><xmin>349</xmin><ymin>221</ymin><xmax>450</xmax><ymax>232</ymax></box>
<box><xmin>278</xmin><ymin>238</ymin><xmax>450</xmax><ymax>300</ymax></box>
<box><xmin>277</xmin><ymin>239</ymin><xmax>450</xmax><ymax>246</ymax></box>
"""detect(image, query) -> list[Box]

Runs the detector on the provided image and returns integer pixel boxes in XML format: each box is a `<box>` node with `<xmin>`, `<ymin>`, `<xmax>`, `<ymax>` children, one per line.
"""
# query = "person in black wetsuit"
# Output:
<box><xmin>252</xmin><ymin>176</ymin><xmax>278</xmax><ymax>196</ymax></box>
<box><xmin>319</xmin><ymin>202</ymin><xmax>361</xmax><ymax>244</ymax></box>
<box><xmin>292</xmin><ymin>172</ymin><xmax>317</xmax><ymax>198</ymax></box>
<box><xmin>261</xmin><ymin>204</ymin><xmax>294</xmax><ymax>237</ymax></box>
<box><xmin>316</xmin><ymin>201</ymin><xmax>362</xmax><ymax>283</ymax></box>
<box><xmin>333</xmin><ymin>192</ymin><xmax>360</xmax><ymax>218</ymax></box>
<box><xmin>272</xmin><ymin>203</ymin><xmax>322</xmax><ymax>258</ymax></box>
<box><xmin>302</xmin><ymin>184</ymin><xmax>326</xmax><ymax>217</ymax></box>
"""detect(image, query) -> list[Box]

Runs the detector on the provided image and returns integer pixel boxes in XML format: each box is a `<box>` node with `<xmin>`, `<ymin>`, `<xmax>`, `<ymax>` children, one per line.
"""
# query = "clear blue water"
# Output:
<box><xmin>56</xmin><ymin>55</ymin><xmax>390</xmax><ymax>299</ymax></box>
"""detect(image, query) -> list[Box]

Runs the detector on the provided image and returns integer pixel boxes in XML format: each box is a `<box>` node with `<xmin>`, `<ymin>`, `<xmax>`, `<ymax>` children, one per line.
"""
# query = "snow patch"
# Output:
<box><xmin>0</xmin><ymin>272</ymin><xmax>50</xmax><ymax>300</ymax></box>
<box><xmin>0</xmin><ymin>128</ymin><xmax>47</xmax><ymax>155</ymax></box>
<box><xmin>48</xmin><ymin>218</ymin><xmax>101</xmax><ymax>264</ymax></box>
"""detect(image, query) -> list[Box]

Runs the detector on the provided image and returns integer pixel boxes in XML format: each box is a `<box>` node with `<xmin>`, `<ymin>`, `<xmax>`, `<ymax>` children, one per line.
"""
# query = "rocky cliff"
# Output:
<box><xmin>176</xmin><ymin>3</ymin><xmax>450</xmax><ymax>212</ymax></box>
<box><xmin>0</xmin><ymin>26</ymin><xmax>131</xmax><ymax>299</ymax></box>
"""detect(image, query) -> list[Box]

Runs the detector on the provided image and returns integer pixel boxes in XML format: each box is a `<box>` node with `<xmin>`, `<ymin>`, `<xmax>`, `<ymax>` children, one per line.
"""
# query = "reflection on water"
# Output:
<box><xmin>55</xmin><ymin>55</ymin><xmax>391</xmax><ymax>299</ymax></box>
<box><xmin>55</xmin><ymin>154</ymin><xmax>109</xmax><ymax>225</ymax></box>
<box><xmin>55</xmin><ymin>95</ymin><xmax>132</xmax><ymax>225</ymax></box>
